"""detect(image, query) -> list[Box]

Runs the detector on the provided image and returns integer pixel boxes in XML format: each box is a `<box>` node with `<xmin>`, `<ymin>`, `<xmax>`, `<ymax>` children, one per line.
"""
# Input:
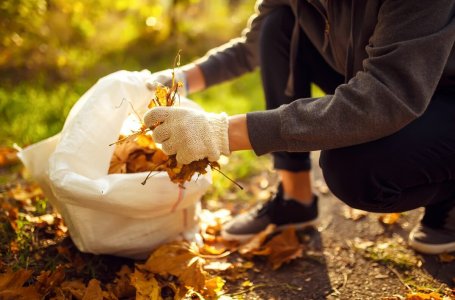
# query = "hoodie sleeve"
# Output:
<box><xmin>247</xmin><ymin>0</ymin><xmax>455</xmax><ymax>155</ymax></box>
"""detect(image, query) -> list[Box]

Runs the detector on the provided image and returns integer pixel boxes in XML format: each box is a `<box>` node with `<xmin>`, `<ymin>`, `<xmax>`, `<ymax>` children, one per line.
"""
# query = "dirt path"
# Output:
<box><xmin>223</xmin><ymin>152</ymin><xmax>455</xmax><ymax>299</ymax></box>
<box><xmin>1</xmin><ymin>151</ymin><xmax>453</xmax><ymax>299</ymax></box>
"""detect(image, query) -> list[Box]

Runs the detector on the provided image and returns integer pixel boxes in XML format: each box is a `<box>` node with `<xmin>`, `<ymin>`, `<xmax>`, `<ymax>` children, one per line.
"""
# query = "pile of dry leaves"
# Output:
<box><xmin>1</xmin><ymin>146</ymin><xmax>455</xmax><ymax>299</ymax></box>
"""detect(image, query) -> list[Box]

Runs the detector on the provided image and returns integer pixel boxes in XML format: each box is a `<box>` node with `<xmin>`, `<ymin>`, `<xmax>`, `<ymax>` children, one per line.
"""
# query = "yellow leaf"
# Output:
<box><xmin>106</xmin><ymin>265</ymin><xmax>135</xmax><ymax>299</ymax></box>
<box><xmin>406</xmin><ymin>291</ymin><xmax>442</xmax><ymax>300</ymax></box>
<box><xmin>131</xmin><ymin>269</ymin><xmax>160</xmax><ymax>300</ymax></box>
<box><xmin>204</xmin><ymin>276</ymin><xmax>225</xmax><ymax>297</ymax></box>
<box><xmin>143</xmin><ymin>242</ymin><xmax>207</xmax><ymax>291</ymax></box>
<box><xmin>180</xmin><ymin>257</ymin><xmax>206</xmax><ymax>291</ymax></box>
<box><xmin>241</xmin><ymin>280</ymin><xmax>253</xmax><ymax>288</ymax></box>
<box><xmin>379</xmin><ymin>213</ymin><xmax>401</xmax><ymax>225</ymax></box>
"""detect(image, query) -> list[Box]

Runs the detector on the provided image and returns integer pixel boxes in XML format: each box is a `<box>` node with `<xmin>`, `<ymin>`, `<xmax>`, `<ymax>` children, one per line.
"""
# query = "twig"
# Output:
<box><xmin>221</xmin><ymin>283</ymin><xmax>268</xmax><ymax>297</ymax></box>
<box><xmin>141</xmin><ymin>160</ymin><xmax>168</xmax><ymax>185</ymax></box>
<box><xmin>109</xmin><ymin>131</ymin><xmax>143</xmax><ymax>146</ymax></box>
<box><xmin>342</xmin><ymin>272</ymin><xmax>348</xmax><ymax>289</ymax></box>
<box><xmin>141</xmin><ymin>169</ymin><xmax>159</xmax><ymax>185</ymax></box>
<box><xmin>209</xmin><ymin>164</ymin><xmax>244</xmax><ymax>190</ymax></box>
<box><xmin>387</xmin><ymin>265</ymin><xmax>413</xmax><ymax>292</ymax></box>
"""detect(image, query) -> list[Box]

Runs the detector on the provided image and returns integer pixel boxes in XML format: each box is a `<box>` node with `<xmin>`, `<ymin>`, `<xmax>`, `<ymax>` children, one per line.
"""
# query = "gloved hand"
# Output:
<box><xmin>145</xmin><ymin>69</ymin><xmax>188</xmax><ymax>96</ymax></box>
<box><xmin>143</xmin><ymin>107</ymin><xmax>230</xmax><ymax>164</ymax></box>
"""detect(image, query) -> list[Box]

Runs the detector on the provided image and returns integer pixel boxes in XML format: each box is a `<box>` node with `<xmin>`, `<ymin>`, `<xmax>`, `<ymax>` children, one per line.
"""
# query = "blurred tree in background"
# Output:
<box><xmin>0</xmin><ymin>0</ymin><xmax>255</xmax><ymax>83</ymax></box>
<box><xmin>0</xmin><ymin>0</ymin><xmax>264</xmax><ymax>146</ymax></box>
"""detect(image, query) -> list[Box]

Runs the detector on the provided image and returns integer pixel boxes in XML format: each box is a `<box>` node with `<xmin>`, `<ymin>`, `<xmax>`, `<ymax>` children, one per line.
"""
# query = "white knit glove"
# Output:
<box><xmin>145</xmin><ymin>69</ymin><xmax>188</xmax><ymax>96</ymax></box>
<box><xmin>143</xmin><ymin>107</ymin><xmax>230</xmax><ymax>164</ymax></box>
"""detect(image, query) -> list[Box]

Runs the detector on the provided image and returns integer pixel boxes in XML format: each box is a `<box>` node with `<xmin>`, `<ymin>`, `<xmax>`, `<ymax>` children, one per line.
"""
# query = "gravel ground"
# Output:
<box><xmin>223</xmin><ymin>152</ymin><xmax>455</xmax><ymax>300</ymax></box>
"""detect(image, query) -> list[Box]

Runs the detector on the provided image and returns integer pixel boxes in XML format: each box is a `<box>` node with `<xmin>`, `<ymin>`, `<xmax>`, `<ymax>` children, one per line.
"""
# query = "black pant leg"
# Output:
<box><xmin>320</xmin><ymin>89</ymin><xmax>455</xmax><ymax>219</ymax></box>
<box><xmin>259</xmin><ymin>6</ymin><xmax>343</xmax><ymax>172</ymax></box>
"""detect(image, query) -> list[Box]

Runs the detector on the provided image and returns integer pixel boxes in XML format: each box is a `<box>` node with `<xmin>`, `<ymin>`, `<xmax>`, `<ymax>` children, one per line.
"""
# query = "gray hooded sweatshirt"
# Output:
<box><xmin>195</xmin><ymin>0</ymin><xmax>455</xmax><ymax>155</ymax></box>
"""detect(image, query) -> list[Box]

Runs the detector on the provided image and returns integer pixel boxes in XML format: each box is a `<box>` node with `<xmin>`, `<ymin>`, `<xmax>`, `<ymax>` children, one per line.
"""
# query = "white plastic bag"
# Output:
<box><xmin>18</xmin><ymin>70</ymin><xmax>211</xmax><ymax>259</ymax></box>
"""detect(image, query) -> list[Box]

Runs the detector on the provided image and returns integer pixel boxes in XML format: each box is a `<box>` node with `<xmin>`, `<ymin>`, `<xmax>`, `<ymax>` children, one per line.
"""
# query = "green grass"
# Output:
<box><xmin>0</xmin><ymin>70</ymin><xmax>270</xmax><ymax>202</ymax></box>
<box><xmin>0</xmin><ymin>82</ymin><xmax>89</xmax><ymax>147</ymax></box>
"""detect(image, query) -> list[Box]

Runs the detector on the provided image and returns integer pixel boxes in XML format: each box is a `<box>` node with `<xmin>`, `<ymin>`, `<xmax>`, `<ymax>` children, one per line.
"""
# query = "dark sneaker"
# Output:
<box><xmin>221</xmin><ymin>185</ymin><xmax>319</xmax><ymax>242</ymax></box>
<box><xmin>408</xmin><ymin>205</ymin><xmax>455</xmax><ymax>254</ymax></box>
<box><xmin>409</xmin><ymin>224</ymin><xmax>455</xmax><ymax>254</ymax></box>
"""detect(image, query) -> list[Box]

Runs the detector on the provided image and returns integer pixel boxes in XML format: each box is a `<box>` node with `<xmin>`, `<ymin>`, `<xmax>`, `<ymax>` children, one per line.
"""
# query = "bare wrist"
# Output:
<box><xmin>228</xmin><ymin>114</ymin><xmax>252</xmax><ymax>152</ymax></box>
<box><xmin>181</xmin><ymin>64</ymin><xmax>206</xmax><ymax>94</ymax></box>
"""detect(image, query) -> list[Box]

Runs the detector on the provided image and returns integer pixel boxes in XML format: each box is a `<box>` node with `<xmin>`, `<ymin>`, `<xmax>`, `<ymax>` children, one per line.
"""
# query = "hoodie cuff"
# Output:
<box><xmin>246</xmin><ymin>108</ymin><xmax>286</xmax><ymax>156</ymax></box>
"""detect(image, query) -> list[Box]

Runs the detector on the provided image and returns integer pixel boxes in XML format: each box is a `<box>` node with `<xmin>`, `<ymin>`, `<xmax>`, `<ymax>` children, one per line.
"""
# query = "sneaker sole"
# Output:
<box><xmin>221</xmin><ymin>217</ymin><xmax>320</xmax><ymax>243</ymax></box>
<box><xmin>408</xmin><ymin>235</ymin><xmax>455</xmax><ymax>255</ymax></box>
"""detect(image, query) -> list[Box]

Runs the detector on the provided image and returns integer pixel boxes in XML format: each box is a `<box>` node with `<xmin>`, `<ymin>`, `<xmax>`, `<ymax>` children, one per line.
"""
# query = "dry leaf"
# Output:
<box><xmin>204</xmin><ymin>276</ymin><xmax>225</xmax><ymax>298</ymax></box>
<box><xmin>131</xmin><ymin>269</ymin><xmax>161</xmax><ymax>300</ymax></box>
<box><xmin>203</xmin><ymin>261</ymin><xmax>233</xmax><ymax>272</ymax></box>
<box><xmin>239</xmin><ymin>224</ymin><xmax>276</xmax><ymax>257</ymax></box>
<box><xmin>36</xmin><ymin>266</ymin><xmax>65</xmax><ymax>295</ymax></box>
<box><xmin>0</xmin><ymin>269</ymin><xmax>40</xmax><ymax>300</ymax></box>
<box><xmin>82</xmin><ymin>279</ymin><xmax>103</xmax><ymax>300</ymax></box>
<box><xmin>343</xmin><ymin>207</ymin><xmax>368</xmax><ymax>221</ymax></box>
<box><xmin>106</xmin><ymin>265</ymin><xmax>135</xmax><ymax>298</ymax></box>
<box><xmin>144</xmin><ymin>242</ymin><xmax>207</xmax><ymax>290</ymax></box>
<box><xmin>406</xmin><ymin>291</ymin><xmax>442</xmax><ymax>300</ymax></box>
<box><xmin>379</xmin><ymin>213</ymin><xmax>401</xmax><ymax>225</ymax></box>
<box><xmin>180</xmin><ymin>257</ymin><xmax>206</xmax><ymax>291</ymax></box>
<box><xmin>264</xmin><ymin>227</ymin><xmax>304</xmax><ymax>270</ymax></box>
<box><xmin>0</xmin><ymin>146</ymin><xmax>19</xmax><ymax>167</ymax></box>
<box><xmin>0</xmin><ymin>287</ymin><xmax>41</xmax><ymax>300</ymax></box>
<box><xmin>0</xmin><ymin>269</ymin><xmax>33</xmax><ymax>290</ymax></box>
<box><xmin>59</xmin><ymin>280</ymin><xmax>86</xmax><ymax>299</ymax></box>
<box><xmin>438</xmin><ymin>253</ymin><xmax>455</xmax><ymax>263</ymax></box>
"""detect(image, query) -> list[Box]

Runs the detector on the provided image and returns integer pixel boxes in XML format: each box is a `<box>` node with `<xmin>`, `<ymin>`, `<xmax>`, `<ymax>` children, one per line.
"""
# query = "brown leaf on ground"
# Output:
<box><xmin>0</xmin><ymin>146</ymin><xmax>19</xmax><ymax>167</ymax></box>
<box><xmin>179</xmin><ymin>257</ymin><xmax>206</xmax><ymax>291</ymax></box>
<box><xmin>239</xmin><ymin>224</ymin><xmax>276</xmax><ymax>257</ymax></box>
<box><xmin>379</xmin><ymin>213</ymin><xmax>401</xmax><ymax>225</ymax></box>
<box><xmin>131</xmin><ymin>269</ymin><xmax>160</xmax><ymax>300</ymax></box>
<box><xmin>36</xmin><ymin>266</ymin><xmax>65</xmax><ymax>296</ymax></box>
<box><xmin>0</xmin><ymin>269</ymin><xmax>33</xmax><ymax>290</ymax></box>
<box><xmin>58</xmin><ymin>280</ymin><xmax>86</xmax><ymax>299</ymax></box>
<box><xmin>438</xmin><ymin>253</ymin><xmax>455</xmax><ymax>263</ymax></box>
<box><xmin>264</xmin><ymin>227</ymin><xmax>304</xmax><ymax>270</ymax></box>
<box><xmin>0</xmin><ymin>287</ymin><xmax>41</xmax><ymax>300</ymax></box>
<box><xmin>82</xmin><ymin>279</ymin><xmax>104</xmax><ymax>300</ymax></box>
<box><xmin>143</xmin><ymin>242</ymin><xmax>207</xmax><ymax>290</ymax></box>
<box><xmin>106</xmin><ymin>265</ymin><xmax>136</xmax><ymax>299</ymax></box>
<box><xmin>0</xmin><ymin>269</ymin><xmax>40</xmax><ymax>300</ymax></box>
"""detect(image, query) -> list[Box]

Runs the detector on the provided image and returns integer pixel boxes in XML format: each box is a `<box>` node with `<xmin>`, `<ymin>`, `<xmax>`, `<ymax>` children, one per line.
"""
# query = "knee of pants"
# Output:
<box><xmin>319</xmin><ymin>149</ymin><xmax>402</xmax><ymax>213</ymax></box>
<box><xmin>259</xmin><ymin>7</ymin><xmax>294</xmax><ymax>49</ymax></box>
